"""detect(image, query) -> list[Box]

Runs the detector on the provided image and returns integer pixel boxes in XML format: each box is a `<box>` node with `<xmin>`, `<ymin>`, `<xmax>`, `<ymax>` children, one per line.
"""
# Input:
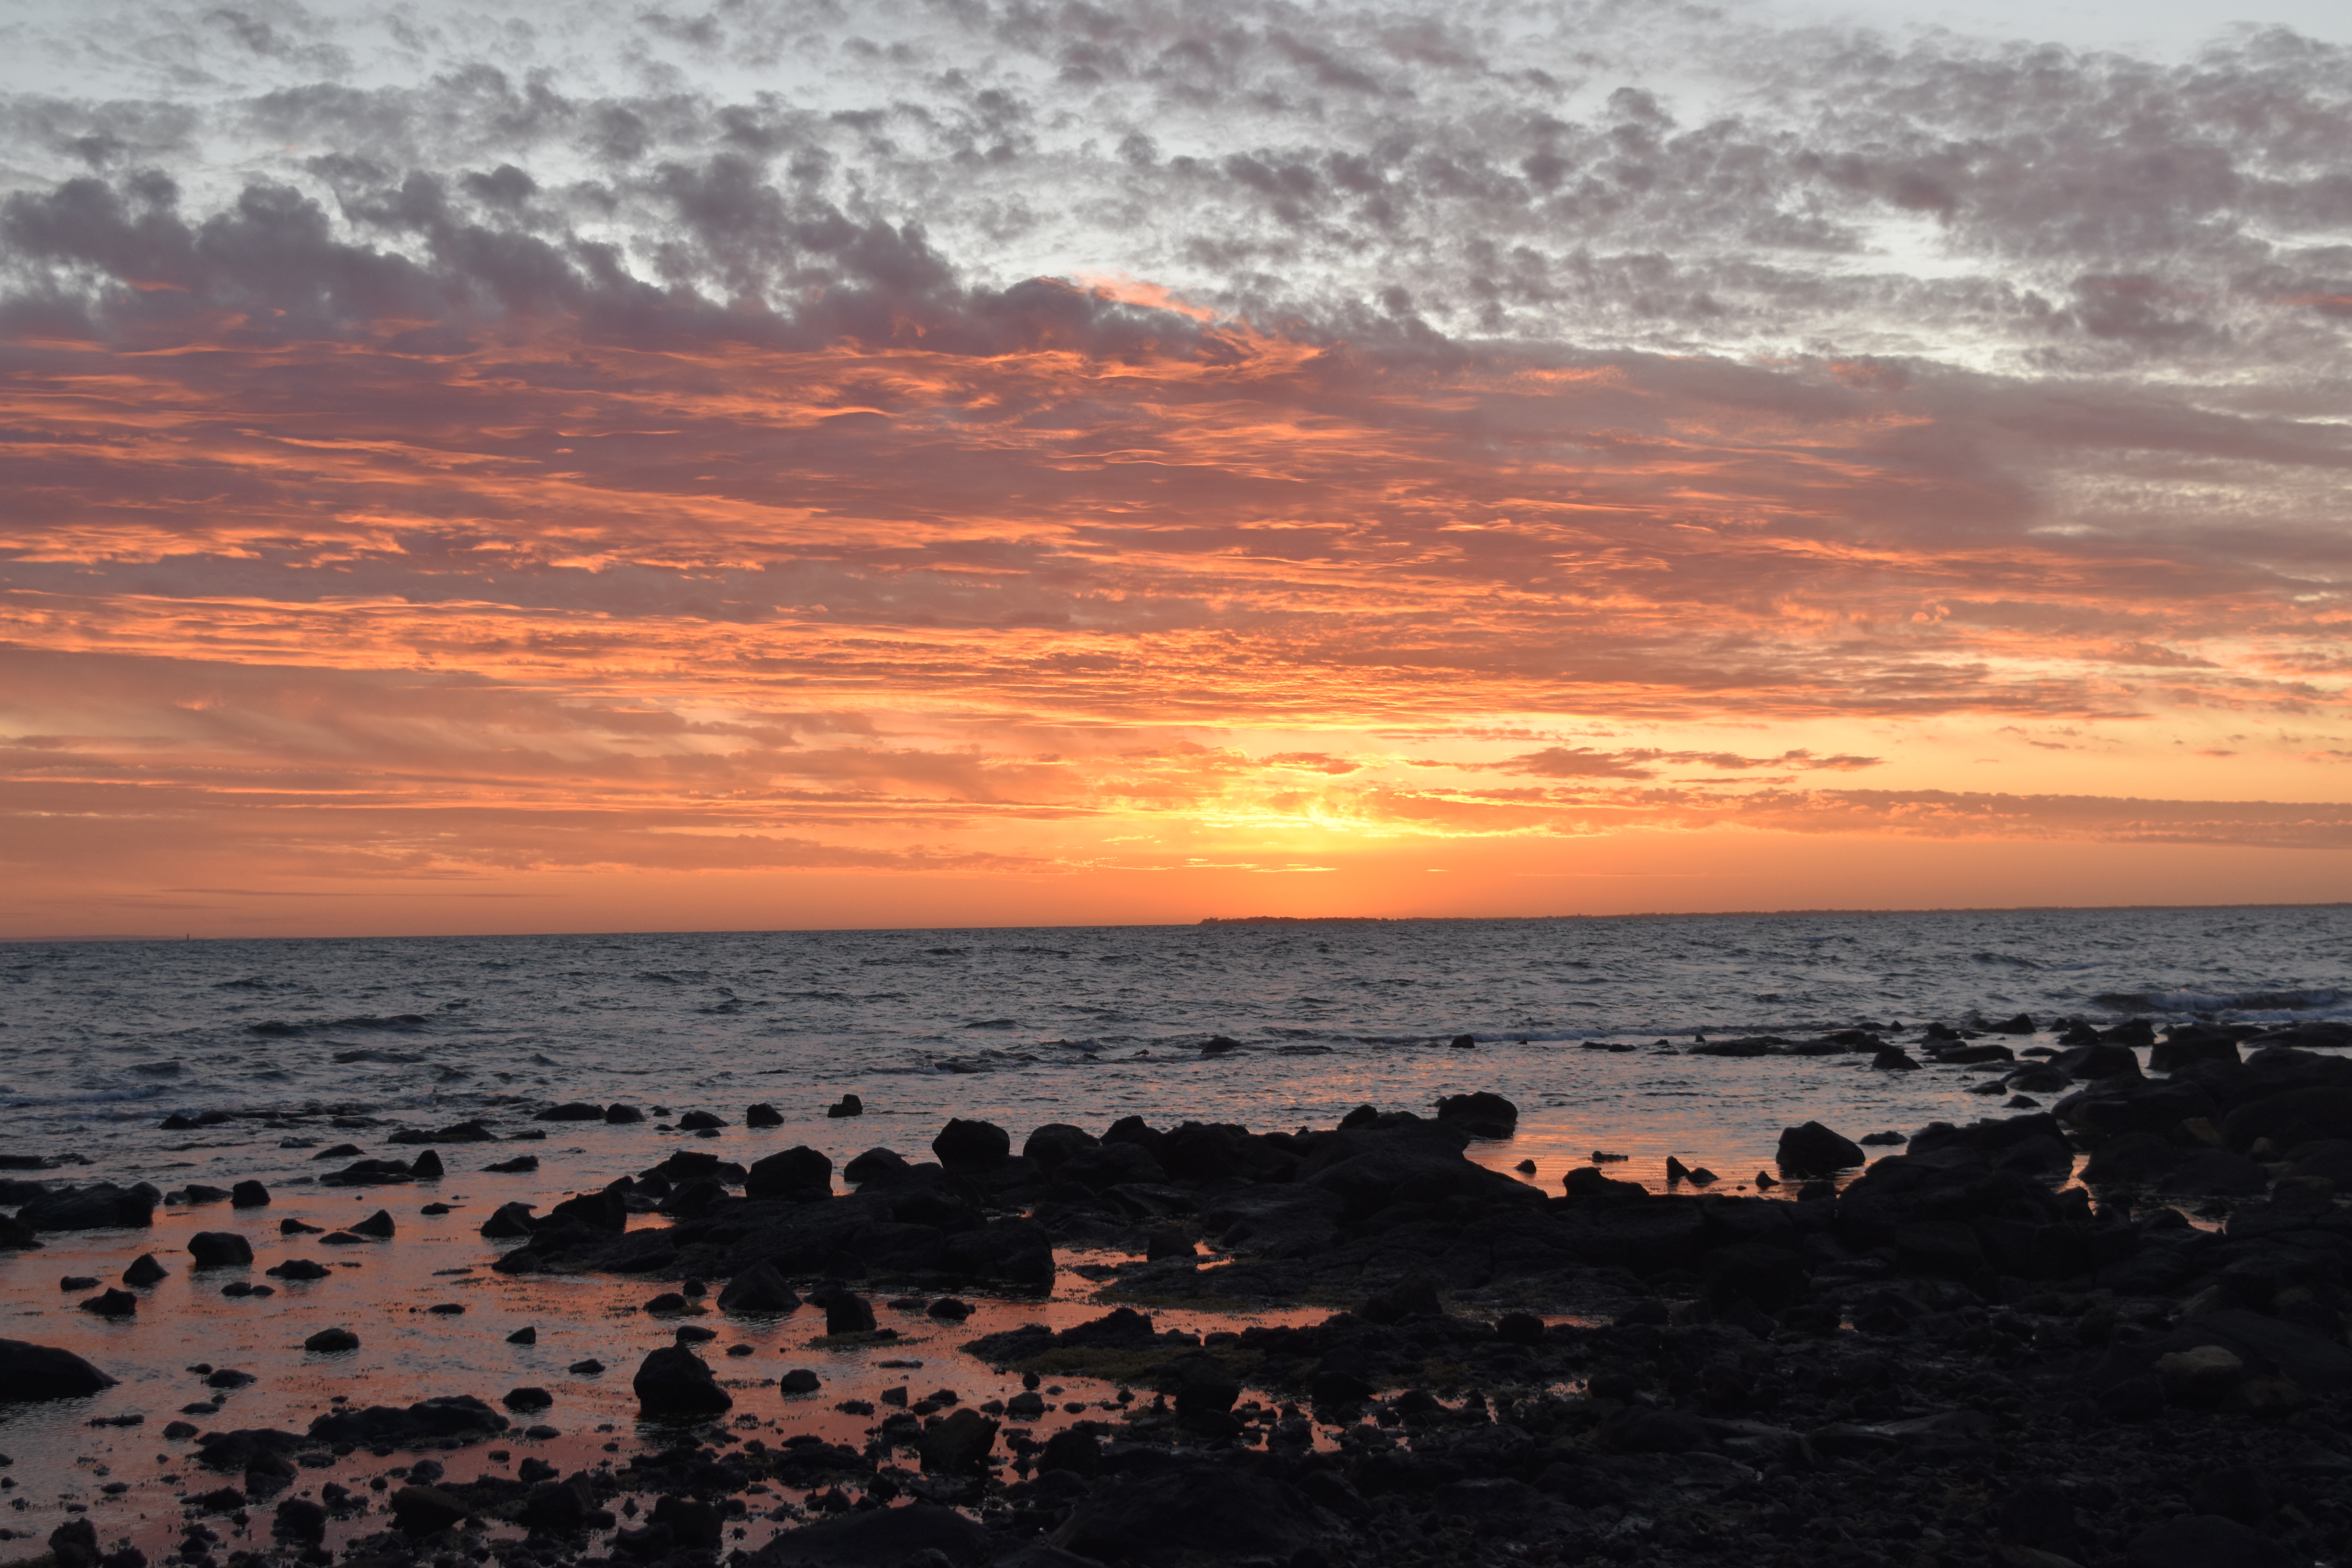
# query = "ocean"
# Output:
<box><xmin>3</xmin><ymin>904</ymin><xmax>2348</xmax><ymax>1562</ymax></box>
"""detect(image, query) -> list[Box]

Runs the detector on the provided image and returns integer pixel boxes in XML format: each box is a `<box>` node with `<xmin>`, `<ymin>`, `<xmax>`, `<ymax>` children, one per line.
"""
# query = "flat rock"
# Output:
<box><xmin>0</xmin><ymin>1338</ymin><xmax>116</xmax><ymax>1400</ymax></box>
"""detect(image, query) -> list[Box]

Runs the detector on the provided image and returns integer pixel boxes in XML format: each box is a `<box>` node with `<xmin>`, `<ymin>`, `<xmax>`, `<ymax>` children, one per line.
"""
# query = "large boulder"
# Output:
<box><xmin>1434</xmin><ymin>1092</ymin><xmax>1519</xmax><ymax>1139</ymax></box>
<box><xmin>1022</xmin><ymin>1123</ymin><xmax>1099</xmax><ymax>1170</ymax></box>
<box><xmin>1051</xmin><ymin>1466</ymin><xmax>1330</xmax><ymax>1566</ymax></box>
<box><xmin>0</xmin><ymin>1339</ymin><xmax>116</xmax><ymax>1400</ymax></box>
<box><xmin>632</xmin><ymin>1345</ymin><xmax>733</xmax><ymax>1416</ymax></box>
<box><xmin>188</xmin><ymin>1231</ymin><xmax>255</xmax><ymax>1267</ymax></box>
<box><xmin>1775</xmin><ymin>1122</ymin><xmax>1864</xmax><ymax>1176</ymax></box>
<box><xmin>933</xmin><ymin>1118</ymin><xmax>1011</xmax><ymax>1175</ymax></box>
<box><xmin>307</xmin><ymin>1396</ymin><xmax>509</xmax><ymax>1448</ymax></box>
<box><xmin>2221</xmin><ymin>1088</ymin><xmax>2352</xmax><ymax>1154</ymax></box>
<box><xmin>750</xmin><ymin>1503</ymin><xmax>992</xmax><ymax>1567</ymax></box>
<box><xmin>717</xmin><ymin>1260</ymin><xmax>802</xmax><ymax>1314</ymax></box>
<box><xmin>18</xmin><ymin>1183</ymin><xmax>155</xmax><ymax>1231</ymax></box>
<box><xmin>746</xmin><ymin>1146</ymin><xmax>834</xmax><ymax>1200</ymax></box>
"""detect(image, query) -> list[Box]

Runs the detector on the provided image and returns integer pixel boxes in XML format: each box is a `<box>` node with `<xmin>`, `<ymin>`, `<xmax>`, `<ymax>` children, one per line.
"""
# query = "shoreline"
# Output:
<box><xmin>6</xmin><ymin>1016</ymin><xmax>2352</xmax><ymax>1568</ymax></box>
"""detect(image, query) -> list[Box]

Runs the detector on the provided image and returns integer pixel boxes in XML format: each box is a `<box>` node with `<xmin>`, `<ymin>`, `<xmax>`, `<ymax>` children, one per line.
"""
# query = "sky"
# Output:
<box><xmin>0</xmin><ymin>0</ymin><xmax>2348</xmax><ymax>938</ymax></box>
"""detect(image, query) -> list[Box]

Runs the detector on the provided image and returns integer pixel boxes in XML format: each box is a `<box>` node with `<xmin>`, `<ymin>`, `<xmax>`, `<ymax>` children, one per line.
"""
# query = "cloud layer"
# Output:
<box><xmin>0</xmin><ymin>0</ymin><xmax>2346</xmax><ymax>930</ymax></box>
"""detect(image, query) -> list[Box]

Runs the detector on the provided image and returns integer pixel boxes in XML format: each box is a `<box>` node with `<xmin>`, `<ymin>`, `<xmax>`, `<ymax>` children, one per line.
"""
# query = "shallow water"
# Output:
<box><xmin>3</xmin><ymin>906</ymin><xmax>2348</xmax><ymax>1555</ymax></box>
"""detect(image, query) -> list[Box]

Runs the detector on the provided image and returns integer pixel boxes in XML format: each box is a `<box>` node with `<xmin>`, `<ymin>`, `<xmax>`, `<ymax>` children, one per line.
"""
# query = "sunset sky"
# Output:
<box><xmin>2</xmin><ymin>0</ymin><xmax>2349</xmax><ymax>938</ymax></box>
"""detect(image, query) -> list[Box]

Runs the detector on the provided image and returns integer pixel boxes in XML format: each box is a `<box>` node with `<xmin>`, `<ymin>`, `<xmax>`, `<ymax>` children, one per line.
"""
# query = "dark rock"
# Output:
<box><xmin>271</xmin><ymin>1497</ymin><xmax>327</xmax><ymax>1545</ymax></box>
<box><xmin>779</xmin><ymin>1369</ymin><xmax>820</xmax><ymax>1394</ymax></box>
<box><xmin>409</xmin><ymin>1149</ymin><xmax>444</xmax><ymax>1178</ymax></box>
<box><xmin>546</xmin><ymin>1190</ymin><xmax>627</xmax><ymax>1232</ymax></box>
<box><xmin>1774</xmin><ymin>1121</ymin><xmax>1864</xmax><ymax>1175</ymax></box>
<box><xmin>49</xmin><ymin>1518</ymin><xmax>100</xmax><ymax>1568</ymax></box>
<box><xmin>750</xmin><ymin>1503</ymin><xmax>991</xmax><ymax>1568</ymax></box>
<box><xmin>2053</xmin><ymin>1041</ymin><xmax>2143</xmax><ymax>1080</ymax></box>
<box><xmin>825</xmin><ymin>1094</ymin><xmax>864</xmax><ymax>1118</ymax></box>
<box><xmin>915</xmin><ymin>1407</ymin><xmax>998</xmax><ymax>1473</ymax></box>
<box><xmin>307</xmin><ymin>1395</ymin><xmax>509</xmax><ymax>1448</ymax></box>
<box><xmin>1987</xmin><ymin>1013</ymin><xmax>2036</xmax><ymax>1034</ymax></box>
<box><xmin>746</xmin><ymin>1146</ymin><xmax>834</xmax><ymax>1200</ymax></box>
<box><xmin>2221</xmin><ymin>1086</ymin><xmax>2352</xmax><ymax>1153</ymax></box>
<box><xmin>229</xmin><ymin>1181</ymin><xmax>269</xmax><ymax>1208</ymax></box>
<box><xmin>279</xmin><ymin>1217</ymin><xmax>321</xmax><ymax>1234</ymax></box>
<box><xmin>316</xmin><ymin>1158</ymin><xmax>415</xmax><ymax>1187</ymax></box>
<box><xmin>1601</xmin><ymin>1407</ymin><xmax>1710</xmax><ymax>1453</ymax></box>
<box><xmin>1052</xmin><ymin>1466</ymin><xmax>1328</xmax><ymax>1567</ymax></box>
<box><xmin>632</xmin><ymin>1345</ymin><xmax>732</xmax><ymax>1416</ymax></box>
<box><xmin>1433</xmin><ymin>1091</ymin><xmax>1518</xmax><ymax>1139</ymax></box>
<box><xmin>2190</xmin><ymin>1465</ymin><xmax>2275</xmax><ymax>1527</ymax></box>
<box><xmin>535</xmin><ymin>1102</ymin><xmax>605</xmax><ymax>1121</ymax></box>
<box><xmin>604</xmin><ymin>1104</ymin><xmax>643</xmax><ymax>1124</ymax></box>
<box><xmin>303</xmin><ymin>1328</ymin><xmax>359</xmax><ymax>1353</ymax></box>
<box><xmin>2123</xmin><ymin>1514</ymin><xmax>2290</xmax><ymax>1568</ymax></box>
<box><xmin>932</xmin><ymin>1118</ymin><xmax>1011</xmax><ymax>1174</ymax></box>
<box><xmin>79</xmin><ymin>1289</ymin><xmax>138</xmax><ymax>1317</ymax></box>
<box><xmin>265</xmin><ymin>1258</ymin><xmax>329</xmax><ymax>1280</ymax></box>
<box><xmin>181</xmin><ymin>1184</ymin><xmax>230</xmax><ymax>1204</ymax></box>
<box><xmin>842</xmin><ymin>1147</ymin><xmax>914</xmax><ymax>1186</ymax></box>
<box><xmin>677</xmin><ymin>1110</ymin><xmax>724</xmax><ymax>1130</ymax></box>
<box><xmin>18</xmin><ymin>1183</ymin><xmax>155</xmax><ymax>1231</ymax></box>
<box><xmin>1699</xmin><ymin>1243</ymin><xmax>1809</xmax><ymax>1311</ymax></box>
<box><xmin>122</xmin><ymin>1253</ymin><xmax>167</xmax><ymax>1286</ymax></box>
<box><xmin>718</xmin><ymin>1260</ymin><xmax>802</xmax><ymax>1314</ymax></box>
<box><xmin>928</xmin><ymin>1296</ymin><xmax>973</xmax><ymax>1319</ymax></box>
<box><xmin>1038</xmin><ymin>1428</ymin><xmax>1101</xmax><ymax>1478</ymax></box>
<box><xmin>350</xmin><ymin>1209</ymin><xmax>395</xmax><ymax>1239</ymax></box>
<box><xmin>1871</xmin><ymin>1049</ymin><xmax>1919</xmax><ymax>1070</ymax></box>
<box><xmin>506</xmin><ymin>1325</ymin><xmax>536</xmax><ymax>1344</ymax></box>
<box><xmin>187</xmin><ymin>1231</ymin><xmax>254</xmax><ymax>1267</ymax></box>
<box><xmin>568</xmin><ymin>1359</ymin><xmax>604</xmax><ymax>1375</ymax></box>
<box><xmin>1998</xmin><ymin>1480</ymin><xmax>2080</xmax><ymax>1557</ymax></box>
<box><xmin>1022</xmin><ymin>1123</ymin><xmax>1100</xmax><ymax>1169</ymax></box>
<box><xmin>480</xmin><ymin>1201</ymin><xmax>537</xmax><ymax>1238</ymax></box>
<box><xmin>501</xmin><ymin>1387</ymin><xmax>553</xmax><ymax>1412</ymax></box>
<box><xmin>1144</xmin><ymin>1227</ymin><xmax>1193</xmax><ymax>1261</ymax></box>
<box><xmin>389</xmin><ymin>1483</ymin><xmax>470</xmax><ymax>1535</ymax></box>
<box><xmin>746</xmin><ymin>1103</ymin><xmax>784</xmax><ymax>1127</ymax></box>
<box><xmin>484</xmin><ymin>1155</ymin><xmax>539</xmax><ymax>1173</ymax></box>
<box><xmin>1359</xmin><ymin>1273</ymin><xmax>1442</xmax><ymax>1323</ymax></box>
<box><xmin>942</xmin><ymin>1218</ymin><xmax>1056</xmax><ymax>1289</ymax></box>
<box><xmin>517</xmin><ymin>1475</ymin><xmax>596</xmax><ymax>1534</ymax></box>
<box><xmin>819</xmin><ymin>1290</ymin><xmax>877</xmax><ymax>1335</ymax></box>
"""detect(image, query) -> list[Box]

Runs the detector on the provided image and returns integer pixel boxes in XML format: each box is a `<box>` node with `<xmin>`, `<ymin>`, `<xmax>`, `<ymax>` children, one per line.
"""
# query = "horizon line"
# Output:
<box><xmin>4</xmin><ymin>898</ymin><xmax>2348</xmax><ymax>944</ymax></box>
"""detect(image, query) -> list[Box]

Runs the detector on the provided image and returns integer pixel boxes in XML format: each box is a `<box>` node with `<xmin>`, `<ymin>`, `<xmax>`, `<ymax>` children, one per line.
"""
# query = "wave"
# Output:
<box><xmin>248</xmin><ymin>1014</ymin><xmax>427</xmax><ymax>1036</ymax></box>
<box><xmin>0</xmin><ymin>1083</ymin><xmax>171</xmax><ymax>1108</ymax></box>
<box><xmin>2092</xmin><ymin>987</ymin><xmax>2345</xmax><ymax>1014</ymax></box>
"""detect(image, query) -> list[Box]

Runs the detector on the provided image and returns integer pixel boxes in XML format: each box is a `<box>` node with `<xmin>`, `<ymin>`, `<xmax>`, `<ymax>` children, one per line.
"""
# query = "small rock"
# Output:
<box><xmin>927</xmin><ymin>1297</ymin><xmax>973</xmax><ymax>1320</ymax></box>
<box><xmin>279</xmin><ymin>1218</ymin><xmax>323</xmax><ymax>1234</ymax></box>
<box><xmin>303</xmin><ymin>1328</ymin><xmax>359</xmax><ymax>1354</ymax></box>
<box><xmin>502</xmin><ymin>1387</ymin><xmax>553</xmax><ymax>1412</ymax></box>
<box><xmin>507</xmin><ymin>1326</ymin><xmax>537</xmax><ymax>1345</ymax></box>
<box><xmin>779</xmin><ymin>1369</ymin><xmax>821</xmax><ymax>1394</ymax></box>
<box><xmin>568</xmin><ymin>1358</ymin><xmax>604</xmax><ymax>1374</ymax></box>
<box><xmin>79</xmin><ymin>1289</ymin><xmax>138</xmax><ymax>1318</ymax></box>
<box><xmin>2156</xmin><ymin>1344</ymin><xmax>2246</xmax><ymax>1406</ymax></box>
<box><xmin>603</xmin><ymin>1104</ymin><xmax>643</xmax><ymax>1124</ymax></box>
<box><xmin>230</xmin><ymin>1181</ymin><xmax>270</xmax><ymax>1209</ymax></box>
<box><xmin>915</xmin><ymin>1407</ymin><xmax>997</xmax><ymax>1473</ymax></box>
<box><xmin>677</xmin><ymin>1110</ymin><xmax>724</xmax><ymax>1130</ymax></box>
<box><xmin>265</xmin><ymin>1258</ymin><xmax>329</xmax><ymax>1280</ymax></box>
<box><xmin>483</xmin><ymin>1155</ymin><xmax>538</xmax><ymax>1173</ymax></box>
<box><xmin>122</xmin><ymin>1254</ymin><xmax>168</xmax><ymax>1287</ymax></box>
<box><xmin>1775</xmin><ymin>1120</ymin><xmax>1865</xmax><ymax>1175</ymax></box>
<box><xmin>931</xmin><ymin>1118</ymin><xmax>1010</xmax><ymax>1174</ymax></box>
<box><xmin>479</xmin><ymin>1201</ymin><xmax>537</xmax><ymax>1238</ymax></box>
<box><xmin>1143</xmin><ymin>1227</ymin><xmax>1194</xmax><ymax>1261</ymax></box>
<box><xmin>272</xmin><ymin>1497</ymin><xmax>327</xmax><ymax>1545</ymax></box>
<box><xmin>408</xmin><ymin>1150</ymin><xmax>444</xmax><ymax>1178</ymax></box>
<box><xmin>745</xmin><ymin>1103</ymin><xmax>784</xmax><ymax>1127</ymax></box>
<box><xmin>821</xmin><ymin>1290</ymin><xmax>877</xmax><ymax>1335</ymax></box>
<box><xmin>350</xmin><ymin>1210</ymin><xmax>395</xmax><ymax>1239</ymax></box>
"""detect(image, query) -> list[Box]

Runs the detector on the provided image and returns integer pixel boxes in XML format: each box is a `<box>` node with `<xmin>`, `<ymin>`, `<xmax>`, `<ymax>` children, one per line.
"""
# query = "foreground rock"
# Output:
<box><xmin>0</xmin><ymin>1339</ymin><xmax>116</xmax><ymax>1399</ymax></box>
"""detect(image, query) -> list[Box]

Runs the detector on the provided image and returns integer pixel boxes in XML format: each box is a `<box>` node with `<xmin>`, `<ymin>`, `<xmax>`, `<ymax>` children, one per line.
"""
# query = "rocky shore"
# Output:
<box><xmin>5</xmin><ymin>1018</ymin><xmax>2352</xmax><ymax>1568</ymax></box>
